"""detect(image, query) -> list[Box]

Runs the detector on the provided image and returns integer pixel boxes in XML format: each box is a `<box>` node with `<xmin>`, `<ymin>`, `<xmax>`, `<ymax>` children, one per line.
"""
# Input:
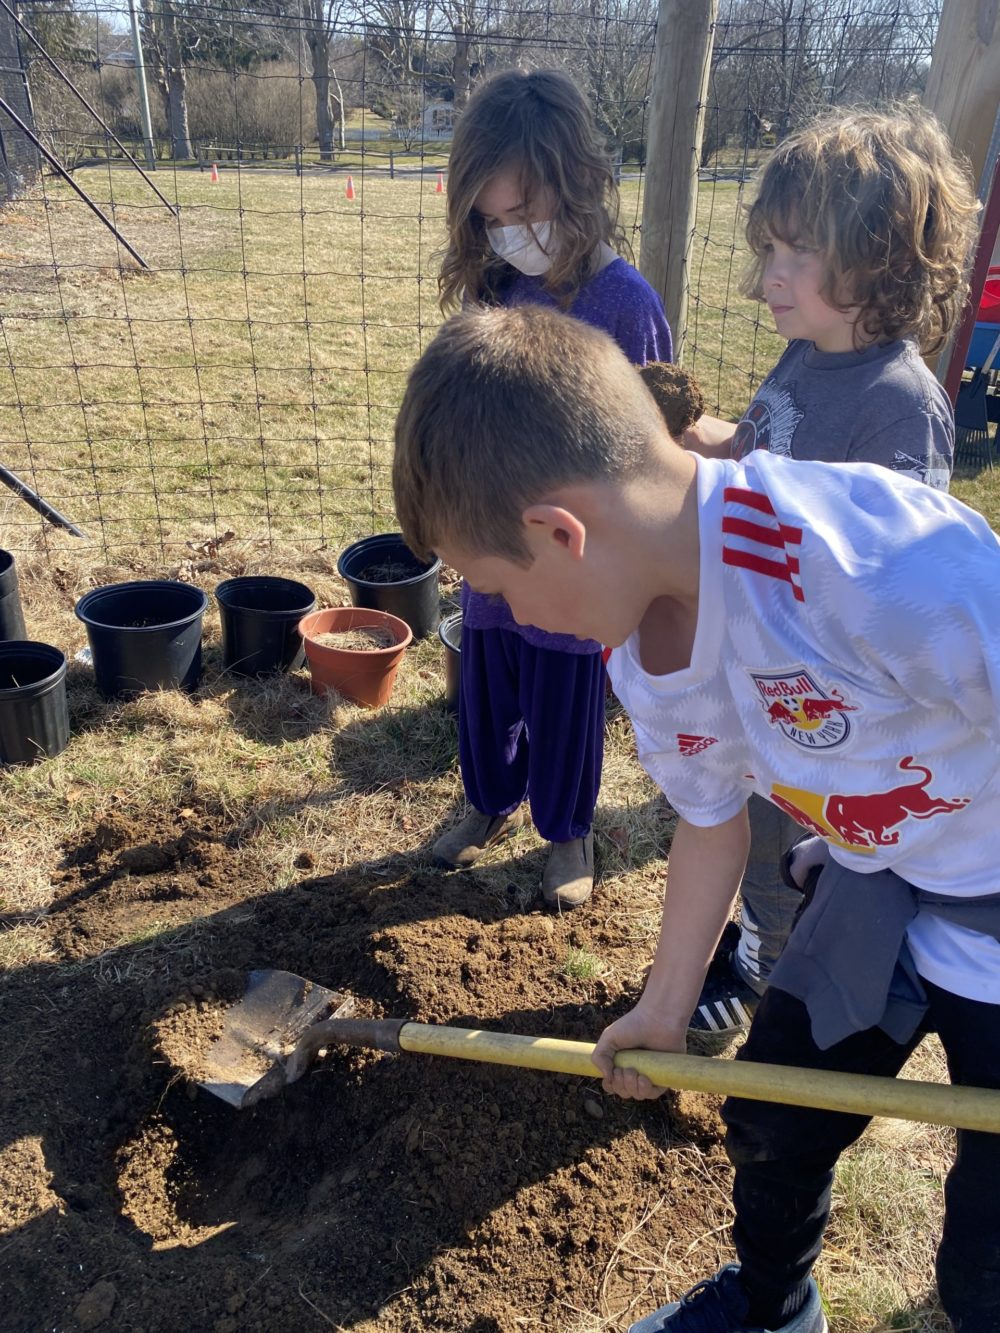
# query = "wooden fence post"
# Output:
<box><xmin>639</xmin><ymin>0</ymin><xmax>718</xmax><ymax>361</ymax></box>
<box><xmin>923</xmin><ymin>0</ymin><xmax>1000</xmax><ymax>382</ymax></box>
<box><xmin>924</xmin><ymin>0</ymin><xmax>1000</xmax><ymax>192</ymax></box>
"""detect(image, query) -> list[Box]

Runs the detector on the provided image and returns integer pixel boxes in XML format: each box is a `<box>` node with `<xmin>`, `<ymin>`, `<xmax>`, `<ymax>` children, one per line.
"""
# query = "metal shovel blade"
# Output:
<box><xmin>198</xmin><ymin>969</ymin><xmax>356</xmax><ymax>1109</ymax></box>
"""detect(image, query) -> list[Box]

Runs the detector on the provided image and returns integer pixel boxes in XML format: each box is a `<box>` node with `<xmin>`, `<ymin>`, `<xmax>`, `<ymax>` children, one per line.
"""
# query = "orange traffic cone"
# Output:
<box><xmin>436</xmin><ymin>170</ymin><xmax>445</xmax><ymax>194</ymax></box>
<box><xmin>345</xmin><ymin>174</ymin><xmax>356</xmax><ymax>200</ymax></box>
<box><xmin>210</xmin><ymin>162</ymin><xmax>219</xmax><ymax>183</ymax></box>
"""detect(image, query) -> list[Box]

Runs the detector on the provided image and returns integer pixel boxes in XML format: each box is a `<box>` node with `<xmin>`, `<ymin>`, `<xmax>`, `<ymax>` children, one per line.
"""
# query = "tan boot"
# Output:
<box><xmin>433</xmin><ymin>806</ymin><xmax>525</xmax><ymax>868</ymax></box>
<box><xmin>541</xmin><ymin>831</ymin><xmax>594</xmax><ymax>908</ymax></box>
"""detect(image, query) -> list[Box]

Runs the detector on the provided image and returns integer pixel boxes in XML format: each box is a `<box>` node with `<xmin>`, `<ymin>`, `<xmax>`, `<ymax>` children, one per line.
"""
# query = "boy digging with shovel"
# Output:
<box><xmin>392</xmin><ymin>304</ymin><xmax>1000</xmax><ymax>1332</ymax></box>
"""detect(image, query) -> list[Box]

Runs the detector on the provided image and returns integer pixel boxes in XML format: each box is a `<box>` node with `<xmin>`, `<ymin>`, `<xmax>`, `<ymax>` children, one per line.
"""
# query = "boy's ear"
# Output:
<box><xmin>522</xmin><ymin>503</ymin><xmax>586</xmax><ymax>558</ymax></box>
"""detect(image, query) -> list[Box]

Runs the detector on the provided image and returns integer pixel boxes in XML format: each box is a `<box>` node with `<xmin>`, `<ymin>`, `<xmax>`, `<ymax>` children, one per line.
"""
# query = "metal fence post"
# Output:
<box><xmin>126</xmin><ymin>0</ymin><xmax>156</xmax><ymax>171</ymax></box>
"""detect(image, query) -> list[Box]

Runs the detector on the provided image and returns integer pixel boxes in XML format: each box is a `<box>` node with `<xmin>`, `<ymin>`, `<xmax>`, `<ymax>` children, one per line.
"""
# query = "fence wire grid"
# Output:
<box><xmin>0</xmin><ymin>0</ymin><xmax>942</xmax><ymax>556</ymax></box>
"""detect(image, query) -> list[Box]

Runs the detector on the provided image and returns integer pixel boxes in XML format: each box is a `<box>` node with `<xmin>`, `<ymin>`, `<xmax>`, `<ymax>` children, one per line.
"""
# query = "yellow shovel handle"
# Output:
<box><xmin>397</xmin><ymin>1023</ymin><xmax>1000</xmax><ymax>1134</ymax></box>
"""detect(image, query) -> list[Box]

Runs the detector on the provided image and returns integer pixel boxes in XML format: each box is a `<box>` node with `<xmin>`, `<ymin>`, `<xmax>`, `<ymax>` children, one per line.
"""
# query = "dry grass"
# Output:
<box><xmin>0</xmin><ymin>164</ymin><xmax>991</xmax><ymax>1329</ymax></box>
<box><xmin>0</xmin><ymin>166</ymin><xmax>451</xmax><ymax>553</ymax></box>
<box><xmin>820</xmin><ymin>1040</ymin><xmax>953</xmax><ymax>1330</ymax></box>
<box><xmin>2</xmin><ymin>177</ymin><xmax>684</xmax><ymax>560</ymax></box>
<box><xmin>2</xmin><ymin>168</ymin><xmax>996</xmax><ymax>555</ymax></box>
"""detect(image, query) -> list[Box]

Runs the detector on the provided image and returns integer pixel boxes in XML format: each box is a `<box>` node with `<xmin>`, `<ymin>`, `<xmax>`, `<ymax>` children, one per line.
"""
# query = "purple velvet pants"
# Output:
<box><xmin>458</xmin><ymin>625</ymin><xmax>605</xmax><ymax>843</ymax></box>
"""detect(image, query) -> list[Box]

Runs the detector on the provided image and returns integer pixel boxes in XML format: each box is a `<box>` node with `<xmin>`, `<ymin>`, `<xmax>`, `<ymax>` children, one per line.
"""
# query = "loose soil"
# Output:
<box><xmin>0</xmin><ymin>727</ymin><xmax>728</xmax><ymax>1333</ymax></box>
<box><xmin>358</xmin><ymin>560</ymin><xmax>424</xmax><ymax>584</ymax></box>
<box><xmin>314</xmin><ymin>627</ymin><xmax>398</xmax><ymax>651</ymax></box>
<box><xmin>0</xmin><ymin>550</ymin><xmax>950</xmax><ymax>1332</ymax></box>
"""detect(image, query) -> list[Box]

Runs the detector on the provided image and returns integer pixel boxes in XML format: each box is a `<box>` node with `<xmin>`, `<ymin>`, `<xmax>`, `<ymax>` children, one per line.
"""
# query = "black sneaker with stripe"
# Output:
<box><xmin>687</xmin><ymin>925</ymin><xmax>762</xmax><ymax>1036</ymax></box>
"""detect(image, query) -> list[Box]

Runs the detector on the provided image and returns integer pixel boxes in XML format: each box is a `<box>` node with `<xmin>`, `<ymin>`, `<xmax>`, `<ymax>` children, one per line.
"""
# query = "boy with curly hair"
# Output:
<box><xmin>682</xmin><ymin>104</ymin><xmax>980</xmax><ymax>1036</ymax></box>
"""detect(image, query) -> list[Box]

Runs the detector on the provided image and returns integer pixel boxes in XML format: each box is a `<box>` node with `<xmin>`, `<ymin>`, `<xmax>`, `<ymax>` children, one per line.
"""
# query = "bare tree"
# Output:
<box><xmin>302</xmin><ymin>0</ymin><xmax>354</xmax><ymax>158</ymax></box>
<box><xmin>705</xmin><ymin>0</ymin><xmax>941</xmax><ymax>168</ymax></box>
<box><xmin>812</xmin><ymin>0</ymin><xmax>941</xmax><ymax>104</ymax></box>
<box><xmin>363</xmin><ymin>0</ymin><xmax>428</xmax><ymax>82</ymax></box>
<box><xmin>391</xmin><ymin>76</ymin><xmax>427</xmax><ymax>146</ymax></box>
<box><xmin>435</xmin><ymin>0</ymin><xmax>484</xmax><ymax>107</ymax></box>
<box><xmin>141</xmin><ymin>0</ymin><xmax>196</xmax><ymax>158</ymax></box>
<box><xmin>573</xmin><ymin>0</ymin><xmax>657</xmax><ymax>161</ymax></box>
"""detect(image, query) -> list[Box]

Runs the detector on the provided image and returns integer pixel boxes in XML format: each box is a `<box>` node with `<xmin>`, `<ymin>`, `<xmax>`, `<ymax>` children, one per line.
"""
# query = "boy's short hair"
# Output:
<box><xmin>393</xmin><ymin>305</ymin><xmax>665</xmax><ymax>563</ymax></box>
<box><xmin>742</xmin><ymin>102</ymin><xmax>980</xmax><ymax>352</ymax></box>
<box><xmin>639</xmin><ymin>362</ymin><xmax>706</xmax><ymax>438</ymax></box>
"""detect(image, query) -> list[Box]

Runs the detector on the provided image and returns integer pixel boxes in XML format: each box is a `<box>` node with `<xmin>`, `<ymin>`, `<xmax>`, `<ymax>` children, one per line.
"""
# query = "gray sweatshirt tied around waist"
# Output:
<box><xmin>769</xmin><ymin>858</ymin><xmax>1000</xmax><ymax>1050</ymax></box>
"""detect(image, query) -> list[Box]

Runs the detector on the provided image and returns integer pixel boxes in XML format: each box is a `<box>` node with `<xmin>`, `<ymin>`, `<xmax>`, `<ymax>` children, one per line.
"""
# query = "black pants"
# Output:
<box><xmin>722</xmin><ymin>983</ymin><xmax>1000</xmax><ymax>1331</ymax></box>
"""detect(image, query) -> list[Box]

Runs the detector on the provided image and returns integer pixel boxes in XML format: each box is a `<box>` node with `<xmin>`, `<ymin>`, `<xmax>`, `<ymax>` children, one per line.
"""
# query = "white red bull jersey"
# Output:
<box><xmin>608</xmin><ymin>451</ymin><xmax>1000</xmax><ymax>1003</ymax></box>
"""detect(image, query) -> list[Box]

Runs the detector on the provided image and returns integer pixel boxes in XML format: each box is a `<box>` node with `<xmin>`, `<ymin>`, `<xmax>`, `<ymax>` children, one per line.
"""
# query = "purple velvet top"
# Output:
<box><xmin>462</xmin><ymin>258</ymin><xmax>673</xmax><ymax>652</ymax></box>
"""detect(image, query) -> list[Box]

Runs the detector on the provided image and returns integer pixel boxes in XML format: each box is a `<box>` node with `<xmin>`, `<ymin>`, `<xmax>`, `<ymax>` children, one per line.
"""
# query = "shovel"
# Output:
<box><xmin>199</xmin><ymin>970</ymin><xmax>1000</xmax><ymax>1133</ymax></box>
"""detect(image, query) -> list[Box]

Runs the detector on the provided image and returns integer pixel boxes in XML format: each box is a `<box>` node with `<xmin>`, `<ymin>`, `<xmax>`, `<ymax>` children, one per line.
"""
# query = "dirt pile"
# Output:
<box><xmin>0</xmin><ymin>798</ymin><xmax>729</xmax><ymax>1331</ymax></box>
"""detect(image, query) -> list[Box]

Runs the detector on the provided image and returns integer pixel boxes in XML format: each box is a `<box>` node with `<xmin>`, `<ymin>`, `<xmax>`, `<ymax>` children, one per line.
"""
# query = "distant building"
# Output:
<box><xmin>103</xmin><ymin>49</ymin><xmax>137</xmax><ymax>67</ymax></box>
<box><xmin>423</xmin><ymin>102</ymin><xmax>455</xmax><ymax>138</ymax></box>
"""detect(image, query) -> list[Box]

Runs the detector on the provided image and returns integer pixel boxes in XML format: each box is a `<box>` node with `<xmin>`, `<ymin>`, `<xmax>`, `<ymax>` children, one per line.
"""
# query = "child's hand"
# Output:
<box><xmin>591</xmin><ymin>1003</ymin><xmax>687</xmax><ymax>1101</ymax></box>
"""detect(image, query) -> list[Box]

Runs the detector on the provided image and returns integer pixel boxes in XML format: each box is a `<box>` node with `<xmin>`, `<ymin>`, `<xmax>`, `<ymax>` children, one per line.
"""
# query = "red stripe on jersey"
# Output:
<box><xmin>724</xmin><ymin>487</ymin><xmax>777</xmax><ymax>516</ymax></box>
<box><xmin>677</xmin><ymin>733</ymin><xmax>719</xmax><ymax>756</ymax></box>
<box><xmin>723</xmin><ymin>485</ymin><xmax>804</xmax><ymax>600</ymax></box>
<box><xmin>723</xmin><ymin>547</ymin><xmax>805</xmax><ymax>600</ymax></box>
<box><xmin>722</xmin><ymin>515</ymin><xmax>803</xmax><ymax>548</ymax></box>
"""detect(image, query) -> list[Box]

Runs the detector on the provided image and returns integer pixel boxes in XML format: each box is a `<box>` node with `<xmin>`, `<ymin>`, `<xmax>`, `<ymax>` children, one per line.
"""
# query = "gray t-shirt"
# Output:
<box><xmin>733</xmin><ymin>338</ymin><xmax>954</xmax><ymax>489</ymax></box>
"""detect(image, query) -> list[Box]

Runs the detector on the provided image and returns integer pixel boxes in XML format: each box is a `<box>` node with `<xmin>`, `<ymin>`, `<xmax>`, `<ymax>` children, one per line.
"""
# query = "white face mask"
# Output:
<box><xmin>487</xmin><ymin>221</ymin><xmax>554</xmax><ymax>275</ymax></box>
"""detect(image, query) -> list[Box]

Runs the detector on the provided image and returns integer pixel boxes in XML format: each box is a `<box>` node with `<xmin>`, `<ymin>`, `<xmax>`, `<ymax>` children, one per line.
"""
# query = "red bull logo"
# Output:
<box><xmin>751</xmin><ymin>667</ymin><xmax>858</xmax><ymax>749</ymax></box>
<box><xmin>770</xmin><ymin>757</ymin><xmax>971</xmax><ymax>853</ymax></box>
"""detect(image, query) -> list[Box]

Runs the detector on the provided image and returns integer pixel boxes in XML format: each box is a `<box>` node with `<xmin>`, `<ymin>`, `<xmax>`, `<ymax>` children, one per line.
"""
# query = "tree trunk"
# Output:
<box><xmin>165</xmin><ymin>70</ymin><xmax>192</xmax><ymax>159</ymax></box>
<box><xmin>308</xmin><ymin>31</ymin><xmax>335</xmax><ymax>160</ymax></box>
<box><xmin>452</xmin><ymin>31</ymin><xmax>472</xmax><ymax>108</ymax></box>
<box><xmin>314</xmin><ymin>72</ymin><xmax>335</xmax><ymax>160</ymax></box>
<box><xmin>162</xmin><ymin>3</ymin><xmax>192</xmax><ymax>159</ymax></box>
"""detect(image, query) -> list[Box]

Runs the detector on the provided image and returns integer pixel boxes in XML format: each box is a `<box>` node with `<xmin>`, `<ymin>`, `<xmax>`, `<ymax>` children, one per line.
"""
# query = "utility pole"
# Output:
<box><xmin>127</xmin><ymin>0</ymin><xmax>156</xmax><ymax>170</ymax></box>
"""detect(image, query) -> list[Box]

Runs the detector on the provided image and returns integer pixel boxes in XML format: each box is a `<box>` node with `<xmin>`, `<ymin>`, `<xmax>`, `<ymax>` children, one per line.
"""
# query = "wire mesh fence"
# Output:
<box><xmin>0</xmin><ymin>0</ymin><xmax>942</xmax><ymax>556</ymax></box>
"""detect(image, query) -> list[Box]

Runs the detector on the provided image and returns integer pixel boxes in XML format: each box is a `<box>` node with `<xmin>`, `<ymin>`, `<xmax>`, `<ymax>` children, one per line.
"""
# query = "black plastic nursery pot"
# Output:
<box><xmin>337</xmin><ymin>533</ymin><xmax>442</xmax><ymax>639</ymax></box>
<box><xmin>75</xmin><ymin>580</ymin><xmax>209</xmax><ymax>699</ymax></box>
<box><xmin>439</xmin><ymin>610</ymin><xmax>462</xmax><ymax>716</ymax></box>
<box><xmin>215</xmin><ymin>576</ymin><xmax>316</xmax><ymax>677</ymax></box>
<box><xmin>0</xmin><ymin>641</ymin><xmax>69</xmax><ymax>764</ymax></box>
<box><xmin>0</xmin><ymin>550</ymin><xmax>27</xmax><ymax>642</ymax></box>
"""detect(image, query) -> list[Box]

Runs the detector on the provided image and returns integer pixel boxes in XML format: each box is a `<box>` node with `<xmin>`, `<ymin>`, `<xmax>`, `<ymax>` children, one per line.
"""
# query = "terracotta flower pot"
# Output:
<box><xmin>298</xmin><ymin>607</ymin><xmax>412</xmax><ymax>709</ymax></box>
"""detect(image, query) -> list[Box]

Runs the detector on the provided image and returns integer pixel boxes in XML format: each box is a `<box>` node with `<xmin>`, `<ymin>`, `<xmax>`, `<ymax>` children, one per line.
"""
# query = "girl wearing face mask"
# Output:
<box><xmin>432</xmin><ymin>67</ymin><xmax>672</xmax><ymax>909</ymax></box>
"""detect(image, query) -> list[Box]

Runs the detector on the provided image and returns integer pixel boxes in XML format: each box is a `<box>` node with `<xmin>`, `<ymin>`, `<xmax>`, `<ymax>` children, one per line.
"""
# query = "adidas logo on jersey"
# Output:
<box><xmin>677</xmin><ymin>733</ymin><xmax>718</xmax><ymax>756</ymax></box>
